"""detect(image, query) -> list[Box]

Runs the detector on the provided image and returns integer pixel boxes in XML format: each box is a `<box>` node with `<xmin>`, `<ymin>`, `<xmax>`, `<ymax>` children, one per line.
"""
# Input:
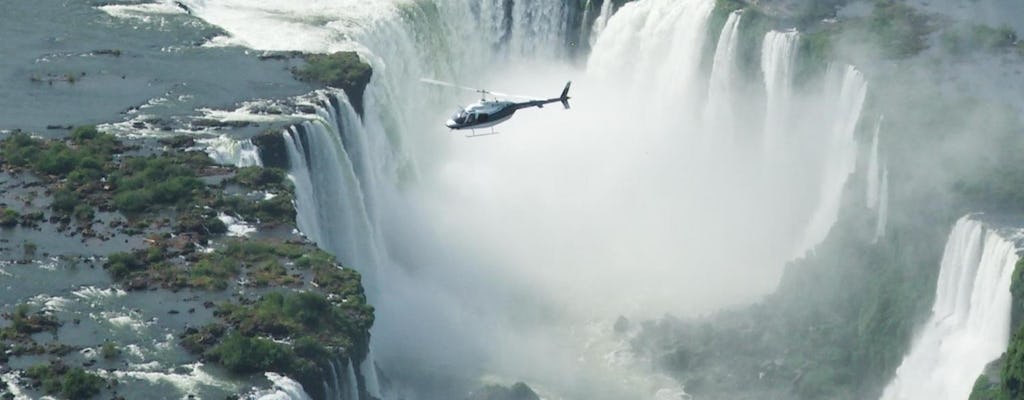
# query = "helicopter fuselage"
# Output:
<box><xmin>444</xmin><ymin>81</ymin><xmax>571</xmax><ymax>131</ymax></box>
<box><xmin>446</xmin><ymin>100</ymin><xmax>518</xmax><ymax>130</ymax></box>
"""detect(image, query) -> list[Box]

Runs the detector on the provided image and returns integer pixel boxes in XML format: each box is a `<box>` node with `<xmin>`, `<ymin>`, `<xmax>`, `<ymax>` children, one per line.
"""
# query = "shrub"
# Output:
<box><xmin>100</xmin><ymin>342</ymin><xmax>119</xmax><ymax>360</ymax></box>
<box><xmin>104</xmin><ymin>252</ymin><xmax>144</xmax><ymax>281</ymax></box>
<box><xmin>50</xmin><ymin>189</ymin><xmax>78</xmax><ymax>215</ymax></box>
<box><xmin>0</xmin><ymin>208</ymin><xmax>19</xmax><ymax>227</ymax></box>
<box><xmin>209</xmin><ymin>332</ymin><xmax>293</xmax><ymax>374</ymax></box>
<box><xmin>70</xmin><ymin>126</ymin><xmax>100</xmax><ymax>143</ymax></box>
<box><xmin>60</xmin><ymin>368</ymin><xmax>104</xmax><ymax>399</ymax></box>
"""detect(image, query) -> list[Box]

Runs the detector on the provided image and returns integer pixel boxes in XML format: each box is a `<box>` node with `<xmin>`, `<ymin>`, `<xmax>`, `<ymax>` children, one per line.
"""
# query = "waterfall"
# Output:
<box><xmin>866</xmin><ymin>117</ymin><xmax>883</xmax><ymax>209</ymax></box>
<box><xmin>203</xmin><ymin>135</ymin><xmax>263</xmax><ymax>167</ymax></box>
<box><xmin>874</xmin><ymin>166</ymin><xmax>889</xmax><ymax>241</ymax></box>
<box><xmin>587</xmin><ymin>0</ymin><xmax>715</xmax><ymax>114</ymax></box>
<box><xmin>345</xmin><ymin>359</ymin><xmax>360</xmax><ymax>400</ymax></box>
<box><xmin>588</xmin><ymin>0</ymin><xmax>616</xmax><ymax>46</ymax></box>
<box><xmin>760</xmin><ymin>30</ymin><xmax>799</xmax><ymax>153</ymax></box>
<box><xmin>179</xmin><ymin>0</ymin><xmax>880</xmax><ymax>397</ymax></box>
<box><xmin>704</xmin><ymin>10</ymin><xmax>743</xmax><ymax>144</ymax></box>
<box><xmin>258</xmin><ymin>373</ymin><xmax>314</xmax><ymax>400</ymax></box>
<box><xmin>279</xmin><ymin>91</ymin><xmax>385</xmax><ymax>288</ymax></box>
<box><xmin>795</xmin><ymin>65</ymin><xmax>867</xmax><ymax>256</ymax></box>
<box><xmin>881</xmin><ymin>216</ymin><xmax>1019</xmax><ymax>400</ymax></box>
<box><xmin>360</xmin><ymin>347</ymin><xmax>382</xmax><ymax>399</ymax></box>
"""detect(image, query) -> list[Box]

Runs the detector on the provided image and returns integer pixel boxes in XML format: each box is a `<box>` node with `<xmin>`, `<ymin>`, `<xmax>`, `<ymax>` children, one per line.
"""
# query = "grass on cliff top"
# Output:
<box><xmin>292</xmin><ymin>52</ymin><xmax>371</xmax><ymax>89</ymax></box>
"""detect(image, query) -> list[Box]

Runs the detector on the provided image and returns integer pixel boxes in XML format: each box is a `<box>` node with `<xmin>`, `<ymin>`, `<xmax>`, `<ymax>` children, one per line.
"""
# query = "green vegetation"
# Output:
<box><xmin>0</xmin><ymin>207</ymin><xmax>19</xmax><ymax>227</ymax></box>
<box><xmin>866</xmin><ymin>0</ymin><xmax>934</xmax><ymax>59</ymax></box>
<box><xmin>100</xmin><ymin>341</ymin><xmax>119</xmax><ymax>360</ymax></box>
<box><xmin>110</xmin><ymin>155</ymin><xmax>207</xmax><ymax>213</ymax></box>
<box><xmin>231</xmin><ymin>166</ymin><xmax>291</xmax><ymax>192</ymax></box>
<box><xmin>24</xmin><ymin>362</ymin><xmax>105</xmax><ymax>400</ymax></box>
<box><xmin>104</xmin><ymin>238</ymin><xmax>337</xmax><ymax>291</ymax></box>
<box><xmin>941</xmin><ymin>24</ymin><xmax>1021</xmax><ymax>56</ymax></box>
<box><xmin>1</xmin><ymin>303</ymin><xmax>60</xmax><ymax>340</ymax></box>
<box><xmin>292</xmin><ymin>52</ymin><xmax>372</xmax><ymax>114</ymax></box>
<box><xmin>209</xmin><ymin>332</ymin><xmax>294</xmax><ymax>373</ymax></box>
<box><xmin>293</xmin><ymin>52</ymin><xmax>371</xmax><ymax>89</ymax></box>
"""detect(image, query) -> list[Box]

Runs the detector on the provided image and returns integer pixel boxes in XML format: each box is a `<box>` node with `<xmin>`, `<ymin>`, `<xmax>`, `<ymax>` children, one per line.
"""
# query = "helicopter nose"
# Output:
<box><xmin>445</xmin><ymin>119</ymin><xmax>458</xmax><ymax>129</ymax></box>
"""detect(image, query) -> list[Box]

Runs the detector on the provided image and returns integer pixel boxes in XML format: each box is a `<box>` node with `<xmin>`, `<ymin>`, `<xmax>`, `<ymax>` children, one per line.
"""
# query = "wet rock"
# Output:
<box><xmin>466</xmin><ymin>382</ymin><xmax>540</xmax><ymax>400</ymax></box>
<box><xmin>614</xmin><ymin>315</ymin><xmax>630</xmax><ymax>333</ymax></box>
<box><xmin>251</xmin><ymin>130</ymin><xmax>289</xmax><ymax>170</ymax></box>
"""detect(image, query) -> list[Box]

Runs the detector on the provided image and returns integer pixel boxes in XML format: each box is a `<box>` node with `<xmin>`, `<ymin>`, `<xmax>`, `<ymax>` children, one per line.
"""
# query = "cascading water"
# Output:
<box><xmin>704</xmin><ymin>10</ymin><xmax>743</xmax><ymax>145</ymax></box>
<box><xmin>258</xmin><ymin>373</ymin><xmax>313</xmax><ymax>400</ymax></box>
<box><xmin>760</xmin><ymin>30</ymin><xmax>799</xmax><ymax>154</ymax></box>
<box><xmin>203</xmin><ymin>135</ymin><xmax>263</xmax><ymax>167</ymax></box>
<box><xmin>881</xmin><ymin>216</ymin><xmax>1019</xmax><ymax>400</ymax></box>
<box><xmin>866</xmin><ymin>117</ymin><xmax>889</xmax><ymax>242</ymax></box>
<box><xmin>866</xmin><ymin>117</ymin><xmax>883</xmax><ymax>209</ymax></box>
<box><xmin>795</xmin><ymin>65</ymin><xmax>867</xmax><ymax>256</ymax></box>
<box><xmin>875</xmin><ymin>166</ymin><xmax>889</xmax><ymax>241</ymax></box>
<box><xmin>588</xmin><ymin>0</ymin><xmax>616</xmax><ymax>46</ymax></box>
<box><xmin>279</xmin><ymin>91</ymin><xmax>386</xmax><ymax>289</ymax></box>
<box><xmin>177</xmin><ymin>0</ymin><xmax>877</xmax><ymax>397</ymax></box>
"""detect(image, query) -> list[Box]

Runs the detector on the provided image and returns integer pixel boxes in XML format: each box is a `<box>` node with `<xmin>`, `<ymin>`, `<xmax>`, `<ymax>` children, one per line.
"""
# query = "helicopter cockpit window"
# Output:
<box><xmin>465</xmin><ymin>113</ymin><xmax>477</xmax><ymax>124</ymax></box>
<box><xmin>451</xmin><ymin>110</ymin><xmax>467</xmax><ymax>124</ymax></box>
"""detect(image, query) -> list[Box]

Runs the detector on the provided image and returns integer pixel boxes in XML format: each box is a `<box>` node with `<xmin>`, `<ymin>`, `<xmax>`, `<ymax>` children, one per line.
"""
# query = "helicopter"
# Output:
<box><xmin>420</xmin><ymin>78</ymin><xmax>572</xmax><ymax>137</ymax></box>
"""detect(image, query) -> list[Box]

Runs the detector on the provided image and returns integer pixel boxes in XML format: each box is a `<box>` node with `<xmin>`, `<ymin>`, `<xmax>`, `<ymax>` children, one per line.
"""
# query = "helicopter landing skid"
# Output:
<box><xmin>465</xmin><ymin>128</ymin><xmax>499</xmax><ymax>138</ymax></box>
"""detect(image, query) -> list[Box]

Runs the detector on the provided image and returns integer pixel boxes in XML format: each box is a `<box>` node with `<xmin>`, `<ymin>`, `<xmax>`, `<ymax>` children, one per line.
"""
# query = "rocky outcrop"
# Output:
<box><xmin>292</xmin><ymin>52</ymin><xmax>373</xmax><ymax>117</ymax></box>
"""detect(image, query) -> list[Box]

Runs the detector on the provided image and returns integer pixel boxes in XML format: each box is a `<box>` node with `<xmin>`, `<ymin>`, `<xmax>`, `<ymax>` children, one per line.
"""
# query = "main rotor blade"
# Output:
<box><xmin>419</xmin><ymin>78</ymin><xmax>543</xmax><ymax>100</ymax></box>
<box><xmin>484</xmin><ymin>90</ymin><xmax>543</xmax><ymax>101</ymax></box>
<box><xmin>419</xmin><ymin>78</ymin><xmax>479</xmax><ymax>92</ymax></box>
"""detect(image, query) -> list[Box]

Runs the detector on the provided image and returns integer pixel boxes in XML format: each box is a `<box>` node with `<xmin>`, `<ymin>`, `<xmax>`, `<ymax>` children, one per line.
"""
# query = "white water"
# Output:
<box><xmin>881</xmin><ymin>216</ymin><xmax>1019</xmax><ymax>400</ymax></box>
<box><xmin>588</xmin><ymin>0</ymin><xmax>616</xmax><ymax>46</ymax></box>
<box><xmin>761</xmin><ymin>30</ymin><xmax>799</xmax><ymax>154</ymax></box>
<box><xmin>360</xmin><ymin>347</ymin><xmax>383</xmax><ymax>399</ymax></box>
<box><xmin>346</xmin><ymin>359</ymin><xmax>360</xmax><ymax>400</ymax></box>
<box><xmin>203</xmin><ymin>135</ymin><xmax>263</xmax><ymax>167</ymax></box>
<box><xmin>795</xmin><ymin>65</ymin><xmax>867</xmax><ymax>256</ymax></box>
<box><xmin>172</xmin><ymin>0</ymin><xmax>875</xmax><ymax>398</ymax></box>
<box><xmin>874</xmin><ymin>166</ymin><xmax>889</xmax><ymax>241</ymax></box>
<box><xmin>257</xmin><ymin>373</ymin><xmax>314</xmax><ymax>400</ymax></box>
<box><xmin>704</xmin><ymin>10</ymin><xmax>743</xmax><ymax>146</ymax></box>
<box><xmin>866</xmin><ymin>117</ymin><xmax>883</xmax><ymax>209</ymax></box>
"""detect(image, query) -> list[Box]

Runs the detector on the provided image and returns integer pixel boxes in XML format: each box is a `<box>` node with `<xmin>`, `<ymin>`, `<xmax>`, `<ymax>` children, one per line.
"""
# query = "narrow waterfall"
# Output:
<box><xmin>881</xmin><ymin>216</ymin><xmax>1019</xmax><ymax>400</ymax></box>
<box><xmin>760</xmin><ymin>30</ymin><xmax>799</xmax><ymax>153</ymax></box>
<box><xmin>874</xmin><ymin>166</ymin><xmax>889</xmax><ymax>241</ymax></box>
<box><xmin>345</xmin><ymin>359</ymin><xmax>360</xmax><ymax>400</ymax></box>
<box><xmin>866</xmin><ymin>117</ymin><xmax>883</xmax><ymax>209</ymax></box>
<box><xmin>588</xmin><ymin>0</ymin><xmax>616</xmax><ymax>46</ymax></box>
<box><xmin>795</xmin><ymin>65</ymin><xmax>867</xmax><ymax>256</ymax></box>
<box><xmin>704</xmin><ymin>10</ymin><xmax>743</xmax><ymax>144</ymax></box>
<box><xmin>359</xmin><ymin>347</ymin><xmax>382</xmax><ymax>399</ymax></box>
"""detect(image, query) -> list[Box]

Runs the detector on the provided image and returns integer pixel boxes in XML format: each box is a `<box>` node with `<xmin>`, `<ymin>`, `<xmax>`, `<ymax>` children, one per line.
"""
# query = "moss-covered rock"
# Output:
<box><xmin>292</xmin><ymin>52</ymin><xmax>372</xmax><ymax>116</ymax></box>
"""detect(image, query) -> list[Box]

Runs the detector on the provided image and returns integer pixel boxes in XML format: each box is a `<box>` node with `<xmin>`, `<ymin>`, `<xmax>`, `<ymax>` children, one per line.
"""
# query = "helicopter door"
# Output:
<box><xmin>465</xmin><ymin>113</ymin><xmax>477</xmax><ymax>124</ymax></box>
